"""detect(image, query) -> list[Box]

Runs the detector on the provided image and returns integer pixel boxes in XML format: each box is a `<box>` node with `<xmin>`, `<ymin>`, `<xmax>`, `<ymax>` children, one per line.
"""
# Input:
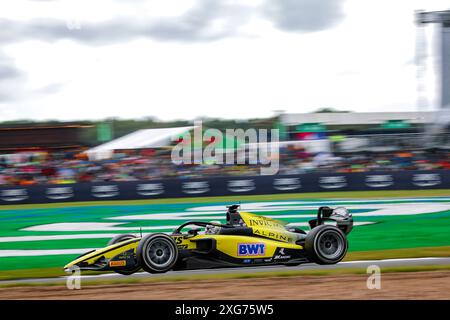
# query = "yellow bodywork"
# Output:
<box><xmin>240</xmin><ymin>211</ymin><xmax>300</xmax><ymax>244</ymax></box>
<box><xmin>196</xmin><ymin>234</ymin><xmax>301</xmax><ymax>258</ymax></box>
<box><xmin>64</xmin><ymin>211</ymin><xmax>303</xmax><ymax>269</ymax></box>
<box><xmin>64</xmin><ymin>238</ymin><xmax>140</xmax><ymax>270</ymax></box>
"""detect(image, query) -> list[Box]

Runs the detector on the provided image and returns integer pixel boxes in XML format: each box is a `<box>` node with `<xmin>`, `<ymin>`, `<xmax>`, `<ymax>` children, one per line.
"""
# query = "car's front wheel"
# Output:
<box><xmin>107</xmin><ymin>234</ymin><xmax>141</xmax><ymax>275</ymax></box>
<box><xmin>137</xmin><ymin>233</ymin><xmax>179</xmax><ymax>274</ymax></box>
<box><xmin>304</xmin><ymin>225</ymin><xmax>348</xmax><ymax>265</ymax></box>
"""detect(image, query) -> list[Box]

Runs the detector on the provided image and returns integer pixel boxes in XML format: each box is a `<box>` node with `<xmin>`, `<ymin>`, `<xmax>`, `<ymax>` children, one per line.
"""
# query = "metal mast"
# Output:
<box><xmin>416</xmin><ymin>10</ymin><xmax>450</xmax><ymax>146</ymax></box>
<box><xmin>416</xmin><ymin>10</ymin><xmax>450</xmax><ymax>110</ymax></box>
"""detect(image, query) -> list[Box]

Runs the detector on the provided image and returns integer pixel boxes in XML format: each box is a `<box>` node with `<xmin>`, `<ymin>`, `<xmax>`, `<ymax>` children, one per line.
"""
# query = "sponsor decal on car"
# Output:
<box><xmin>252</xmin><ymin>229</ymin><xmax>294</xmax><ymax>242</ymax></box>
<box><xmin>109</xmin><ymin>260</ymin><xmax>127</xmax><ymax>267</ymax></box>
<box><xmin>237</xmin><ymin>243</ymin><xmax>265</xmax><ymax>256</ymax></box>
<box><xmin>273</xmin><ymin>248</ymin><xmax>291</xmax><ymax>260</ymax></box>
<box><xmin>174</xmin><ymin>236</ymin><xmax>189</xmax><ymax>249</ymax></box>
<box><xmin>247</xmin><ymin>218</ymin><xmax>284</xmax><ymax>229</ymax></box>
<box><xmin>115</xmin><ymin>249</ymin><xmax>135</xmax><ymax>260</ymax></box>
<box><xmin>174</xmin><ymin>236</ymin><xmax>183</xmax><ymax>244</ymax></box>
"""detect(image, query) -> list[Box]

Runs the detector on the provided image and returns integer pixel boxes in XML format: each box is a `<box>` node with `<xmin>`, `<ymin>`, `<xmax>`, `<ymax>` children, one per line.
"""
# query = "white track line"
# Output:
<box><xmin>0</xmin><ymin>222</ymin><xmax>374</xmax><ymax>244</ymax></box>
<box><xmin>72</xmin><ymin>257</ymin><xmax>450</xmax><ymax>280</ymax></box>
<box><xmin>338</xmin><ymin>257</ymin><xmax>447</xmax><ymax>264</ymax></box>
<box><xmin>0</xmin><ymin>248</ymin><xmax>99</xmax><ymax>257</ymax></box>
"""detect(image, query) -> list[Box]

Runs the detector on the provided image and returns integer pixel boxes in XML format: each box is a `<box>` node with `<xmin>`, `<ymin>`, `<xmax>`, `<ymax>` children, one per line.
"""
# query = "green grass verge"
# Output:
<box><xmin>1</xmin><ymin>189</ymin><xmax>449</xmax><ymax>283</ymax></box>
<box><xmin>344</xmin><ymin>246</ymin><xmax>450</xmax><ymax>261</ymax></box>
<box><xmin>0</xmin><ymin>267</ymin><xmax>100</xmax><ymax>281</ymax></box>
<box><xmin>1</xmin><ymin>189</ymin><xmax>449</xmax><ymax>210</ymax></box>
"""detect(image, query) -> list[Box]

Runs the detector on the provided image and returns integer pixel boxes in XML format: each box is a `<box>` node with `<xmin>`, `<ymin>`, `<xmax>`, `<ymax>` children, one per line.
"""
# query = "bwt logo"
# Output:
<box><xmin>238</xmin><ymin>243</ymin><xmax>265</xmax><ymax>256</ymax></box>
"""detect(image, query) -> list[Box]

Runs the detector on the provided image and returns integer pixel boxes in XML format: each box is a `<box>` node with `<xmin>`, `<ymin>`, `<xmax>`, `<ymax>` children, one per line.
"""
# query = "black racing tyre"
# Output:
<box><xmin>304</xmin><ymin>225</ymin><xmax>348</xmax><ymax>265</ymax></box>
<box><xmin>107</xmin><ymin>234</ymin><xmax>141</xmax><ymax>275</ymax></box>
<box><xmin>137</xmin><ymin>233</ymin><xmax>179</xmax><ymax>274</ymax></box>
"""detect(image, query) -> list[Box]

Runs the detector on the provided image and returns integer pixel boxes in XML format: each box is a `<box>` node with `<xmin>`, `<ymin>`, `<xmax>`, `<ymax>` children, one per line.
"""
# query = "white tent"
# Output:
<box><xmin>86</xmin><ymin>126</ymin><xmax>194</xmax><ymax>160</ymax></box>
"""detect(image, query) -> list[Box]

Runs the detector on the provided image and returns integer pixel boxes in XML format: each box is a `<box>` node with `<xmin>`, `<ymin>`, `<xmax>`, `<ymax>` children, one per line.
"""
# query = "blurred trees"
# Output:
<box><xmin>0</xmin><ymin>116</ymin><xmax>278</xmax><ymax>147</ymax></box>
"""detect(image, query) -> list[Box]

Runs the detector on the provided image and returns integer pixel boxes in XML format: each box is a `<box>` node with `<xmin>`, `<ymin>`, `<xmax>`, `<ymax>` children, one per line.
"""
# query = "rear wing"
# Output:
<box><xmin>309</xmin><ymin>206</ymin><xmax>353</xmax><ymax>235</ymax></box>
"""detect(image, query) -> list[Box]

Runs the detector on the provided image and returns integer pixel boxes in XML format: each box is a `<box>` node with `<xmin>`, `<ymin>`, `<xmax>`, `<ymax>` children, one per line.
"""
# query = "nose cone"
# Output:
<box><xmin>63</xmin><ymin>260</ymin><xmax>77</xmax><ymax>271</ymax></box>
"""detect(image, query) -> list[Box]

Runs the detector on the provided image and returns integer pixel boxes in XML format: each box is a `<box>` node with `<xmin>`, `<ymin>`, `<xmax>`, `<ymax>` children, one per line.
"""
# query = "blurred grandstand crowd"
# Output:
<box><xmin>0</xmin><ymin>147</ymin><xmax>449</xmax><ymax>185</ymax></box>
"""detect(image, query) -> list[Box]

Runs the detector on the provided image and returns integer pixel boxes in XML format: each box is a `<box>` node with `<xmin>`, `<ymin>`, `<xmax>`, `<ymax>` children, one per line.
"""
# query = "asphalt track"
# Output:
<box><xmin>2</xmin><ymin>257</ymin><xmax>450</xmax><ymax>285</ymax></box>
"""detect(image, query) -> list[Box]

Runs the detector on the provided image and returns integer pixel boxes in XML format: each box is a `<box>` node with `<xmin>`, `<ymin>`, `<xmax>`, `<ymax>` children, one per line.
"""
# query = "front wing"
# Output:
<box><xmin>64</xmin><ymin>234</ymin><xmax>308</xmax><ymax>272</ymax></box>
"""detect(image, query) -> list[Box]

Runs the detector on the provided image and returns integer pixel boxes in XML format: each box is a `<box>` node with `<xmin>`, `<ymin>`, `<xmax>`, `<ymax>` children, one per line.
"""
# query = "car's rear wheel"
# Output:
<box><xmin>137</xmin><ymin>233</ymin><xmax>179</xmax><ymax>274</ymax></box>
<box><xmin>304</xmin><ymin>225</ymin><xmax>348</xmax><ymax>265</ymax></box>
<box><xmin>107</xmin><ymin>234</ymin><xmax>141</xmax><ymax>275</ymax></box>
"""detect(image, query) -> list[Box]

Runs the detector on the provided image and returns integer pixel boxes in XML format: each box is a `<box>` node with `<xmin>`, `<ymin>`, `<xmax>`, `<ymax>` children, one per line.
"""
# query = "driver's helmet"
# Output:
<box><xmin>227</xmin><ymin>204</ymin><xmax>240</xmax><ymax>213</ymax></box>
<box><xmin>205</xmin><ymin>221</ymin><xmax>221</xmax><ymax>234</ymax></box>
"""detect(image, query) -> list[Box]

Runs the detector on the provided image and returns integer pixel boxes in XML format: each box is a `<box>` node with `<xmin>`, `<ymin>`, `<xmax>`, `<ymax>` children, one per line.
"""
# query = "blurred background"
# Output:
<box><xmin>0</xmin><ymin>108</ymin><xmax>449</xmax><ymax>184</ymax></box>
<box><xmin>0</xmin><ymin>1</ymin><xmax>449</xmax><ymax>184</ymax></box>
<box><xmin>1</xmin><ymin>1</ymin><xmax>450</xmax><ymax>296</ymax></box>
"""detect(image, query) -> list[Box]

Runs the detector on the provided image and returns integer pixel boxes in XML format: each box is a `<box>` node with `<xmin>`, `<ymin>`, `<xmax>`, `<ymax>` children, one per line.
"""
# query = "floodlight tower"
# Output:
<box><xmin>416</xmin><ymin>9</ymin><xmax>450</xmax><ymax>110</ymax></box>
<box><xmin>416</xmin><ymin>10</ymin><xmax>450</xmax><ymax>145</ymax></box>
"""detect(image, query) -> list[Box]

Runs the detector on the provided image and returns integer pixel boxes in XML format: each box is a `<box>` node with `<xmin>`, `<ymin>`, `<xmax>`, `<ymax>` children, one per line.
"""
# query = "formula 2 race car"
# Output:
<box><xmin>64</xmin><ymin>205</ymin><xmax>353</xmax><ymax>274</ymax></box>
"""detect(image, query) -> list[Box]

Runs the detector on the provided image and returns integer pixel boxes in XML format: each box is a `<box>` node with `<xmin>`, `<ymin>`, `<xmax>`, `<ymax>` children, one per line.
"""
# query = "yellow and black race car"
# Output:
<box><xmin>64</xmin><ymin>205</ymin><xmax>353</xmax><ymax>275</ymax></box>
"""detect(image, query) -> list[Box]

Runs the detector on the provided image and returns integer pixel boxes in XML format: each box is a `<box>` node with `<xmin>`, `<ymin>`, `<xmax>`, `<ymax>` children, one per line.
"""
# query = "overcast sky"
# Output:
<box><xmin>0</xmin><ymin>0</ymin><xmax>448</xmax><ymax>122</ymax></box>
